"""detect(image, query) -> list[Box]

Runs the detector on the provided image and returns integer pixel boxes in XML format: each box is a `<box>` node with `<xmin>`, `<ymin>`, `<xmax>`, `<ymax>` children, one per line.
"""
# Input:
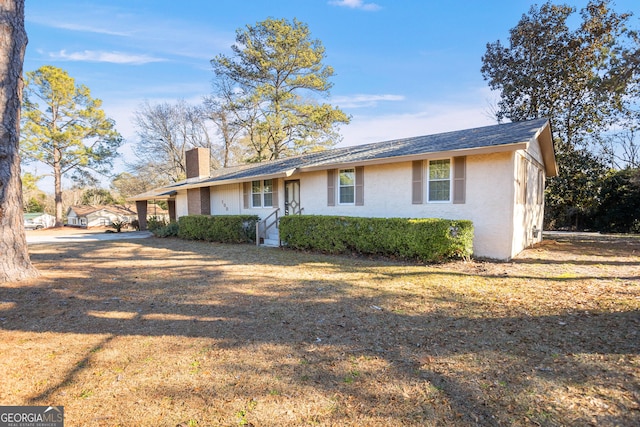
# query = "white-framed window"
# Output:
<box><xmin>427</xmin><ymin>159</ymin><xmax>451</xmax><ymax>202</ymax></box>
<box><xmin>338</xmin><ymin>168</ymin><xmax>355</xmax><ymax>204</ymax></box>
<box><xmin>251</xmin><ymin>179</ymin><xmax>273</xmax><ymax>208</ymax></box>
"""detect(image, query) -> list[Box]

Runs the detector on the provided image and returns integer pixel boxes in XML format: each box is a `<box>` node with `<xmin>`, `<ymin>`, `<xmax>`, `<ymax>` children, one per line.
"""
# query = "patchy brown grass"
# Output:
<box><xmin>1</xmin><ymin>231</ymin><xmax>638</xmax><ymax>426</ymax></box>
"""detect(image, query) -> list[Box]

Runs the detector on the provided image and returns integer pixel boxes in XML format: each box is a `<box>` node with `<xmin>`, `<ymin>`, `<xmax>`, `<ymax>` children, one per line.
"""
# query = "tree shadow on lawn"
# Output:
<box><xmin>529</xmin><ymin>233</ymin><xmax>640</xmax><ymax>265</ymax></box>
<box><xmin>2</xmin><ymin>237</ymin><xmax>639</xmax><ymax>426</ymax></box>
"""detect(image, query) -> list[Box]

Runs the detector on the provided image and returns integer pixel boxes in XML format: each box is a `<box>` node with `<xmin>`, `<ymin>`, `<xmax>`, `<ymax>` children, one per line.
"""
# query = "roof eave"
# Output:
<box><xmin>535</xmin><ymin>121</ymin><xmax>558</xmax><ymax>177</ymax></box>
<box><xmin>298</xmin><ymin>142</ymin><xmax>529</xmax><ymax>172</ymax></box>
<box><xmin>128</xmin><ymin>171</ymin><xmax>297</xmax><ymax>201</ymax></box>
<box><xmin>127</xmin><ymin>143</ymin><xmax>533</xmax><ymax>201</ymax></box>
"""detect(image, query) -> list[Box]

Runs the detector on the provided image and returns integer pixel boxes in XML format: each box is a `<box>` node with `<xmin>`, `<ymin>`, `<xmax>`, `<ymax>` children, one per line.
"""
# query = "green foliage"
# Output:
<box><xmin>150</xmin><ymin>201</ymin><xmax>168</xmax><ymax>211</ymax></box>
<box><xmin>21</xmin><ymin>65</ymin><xmax>122</xmax><ymax>224</ymax></box>
<box><xmin>594</xmin><ymin>168</ymin><xmax>640</xmax><ymax>233</ymax></box>
<box><xmin>544</xmin><ymin>148</ymin><xmax>608</xmax><ymax>230</ymax></box>
<box><xmin>22</xmin><ymin>172</ymin><xmax>47</xmax><ymax>213</ymax></box>
<box><xmin>110</xmin><ymin>221</ymin><xmax>126</xmax><ymax>233</ymax></box>
<box><xmin>24</xmin><ymin>195</ymin><xmax>45</xmax><ymax>213</ymax></box>
<box><xmin>178</xmin><ymin>215</ymin><xmax>259</xmax><ymax>243</ymax></box>
<box><xmin>152</xmin><ymin>222</ymin><xmax>179</xmax><ymax>238</ymax></box>
<box><xmin>481</xmin><ymin>1</ymin><xmax>635</xmax><ymax>149</ymax></box>
<box><xmin>146</xmin><ymin>216</ymin><xmax>168</xmax><ymax>232</ymax></box>
<box><xmin>279</xmin><ymin>216</ymin><xmax>473</xmax><ymax>262</ymax></box>
<box><xmin>481</xmin><ymin>0</ymin><xmax>638</xmax><ymax>230</ymax></box>
<box><xmin>81</xmin><ymin>188</ymin><xmax>119</xmax><ymax>205</ymax></box>
<box><xmin>211</xmin><ymin>18</ymin><xmax>350</xmax><ymax>161</ymax></box>
<box><xmin>21</xmin><ymin>171</ymin><xmax>40</xmax><ymax>192</ymax></box>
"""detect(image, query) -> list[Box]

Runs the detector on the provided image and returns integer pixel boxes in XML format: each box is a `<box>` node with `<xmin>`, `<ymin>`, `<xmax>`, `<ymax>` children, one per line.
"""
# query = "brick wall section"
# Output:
<box><xmin>187</xmin><ymin>188</ymin><xmax>211</xmax><ymax>215</ymax></box>
<box><xmin>185</xmin><ymin>148</ymin><xmax>211</xmax><ymax>215</ymax></box>
<box><xmin>168</xmin><ymin>200</ymin><xmax>176</xmax><ymax>222</ymax></box>
<box><xmin>136</xmin><ymin>201</ymin><xmax>148</xmax><ymax>230</ymax></box>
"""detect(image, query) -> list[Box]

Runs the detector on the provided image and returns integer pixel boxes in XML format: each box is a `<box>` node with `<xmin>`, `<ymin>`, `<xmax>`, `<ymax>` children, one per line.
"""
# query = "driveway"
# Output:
<box><xmin>26</xmin><ymin>227</ymin><xmax>153</xmax><ymax>244</ymax></box>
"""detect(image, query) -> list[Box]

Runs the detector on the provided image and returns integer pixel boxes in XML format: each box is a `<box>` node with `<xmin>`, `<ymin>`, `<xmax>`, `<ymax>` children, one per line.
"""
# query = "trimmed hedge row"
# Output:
<box><xmin>177</xmin><ymin>215</ymin><xmax>259</xmax><ymax>243</ymax></box>
<box><xmin>279</xmin><ymin>215</ymin><xmax>473</xmax><ymax>262</ymax></box>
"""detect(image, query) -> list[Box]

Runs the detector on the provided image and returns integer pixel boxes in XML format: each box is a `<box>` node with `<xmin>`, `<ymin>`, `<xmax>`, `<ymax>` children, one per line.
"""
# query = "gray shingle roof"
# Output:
<box><xmin>201</xmin><ymin>117</ymin><xmax>550</xmax><ymax>182</ymax></box>
<box><xmin>130</xmin><ymin>118</ymin><xmax>552</xmax><ymax>200</ymax></box>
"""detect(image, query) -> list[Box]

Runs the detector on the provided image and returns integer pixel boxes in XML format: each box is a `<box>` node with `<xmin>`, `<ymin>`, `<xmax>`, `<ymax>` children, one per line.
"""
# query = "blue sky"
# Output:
<box><xmin>23</xmin><ymin>0</ymin><xmax>639</xmax><ymax>183</ymax></box>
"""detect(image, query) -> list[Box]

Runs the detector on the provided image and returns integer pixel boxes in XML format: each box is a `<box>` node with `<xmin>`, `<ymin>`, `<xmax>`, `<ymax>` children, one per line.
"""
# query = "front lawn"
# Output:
<box><xmin>1</xmin><ymin>233</ymin><xmax>638</xmax><ymax>426</ymax></box>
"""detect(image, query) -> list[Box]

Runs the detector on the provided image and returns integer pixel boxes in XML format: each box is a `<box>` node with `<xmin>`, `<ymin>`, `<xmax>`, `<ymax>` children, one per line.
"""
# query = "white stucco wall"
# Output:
<box><xmin>86</xmin><ymin>210</ymin><xmax>121</xmax><ymax>227</ymax></box>
<box><xmin>235</xmin><ymin>181</ymin><xmax>282</xmax><ymax>220</ymax></box>
<box><xmin>176</xmin><ymin>192</ymin><xmax>188</xmax><ymax>218</ymax></box>
<box><xmin>172</xmin><ymin>148</ymin><xmax>547</xmax><ymax>259</ymax></box>
<box><xmin>210</xmin><ymin>183</ymin><xmax>241</xmax><ymax>215</ymax></box>
<box><xmin>510</xmin><ymin>141</ymin><xmax>546</xmax><ymax>258</ymax></box>
<box><xmin>296</xmin><ymin>153</ymin><xmax>517</xmax><ymax>259</ymax></box>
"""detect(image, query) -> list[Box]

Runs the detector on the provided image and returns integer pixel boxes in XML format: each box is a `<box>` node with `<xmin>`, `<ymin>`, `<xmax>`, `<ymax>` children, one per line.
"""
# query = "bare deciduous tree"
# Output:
<box><xmin>204</xmin><ymin>78</ymin><xmax>251</xmax><ymax>167</ymax></box>
<box><xmin>601</xmin><ymin>129</ymin><xmax>639</xmax><ymax>169</ymax></box>
<box><xmin>132</xmin><ymin>100</ymin><xmax>214</xmax><ymax>182</ymax></box>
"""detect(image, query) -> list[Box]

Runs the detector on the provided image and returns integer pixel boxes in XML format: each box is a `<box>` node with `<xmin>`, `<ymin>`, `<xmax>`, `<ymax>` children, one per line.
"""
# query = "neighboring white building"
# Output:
<box><xmin>66</xmin><ymin>205</ymin><xmax>139</xmax><ymax>228</ymax></box>
<box><xmin>24</xmin><ymin>212</ymin><xmax>55</xmax><ymax>229</ymax></box>
<box><xmin>130</xmin><ymin>119</ymin><xmax>557</xmax><ymax>260</ymax></box>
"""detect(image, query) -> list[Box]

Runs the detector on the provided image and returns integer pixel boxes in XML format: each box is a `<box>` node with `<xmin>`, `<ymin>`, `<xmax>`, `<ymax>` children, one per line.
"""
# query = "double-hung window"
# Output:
<box><xmin>339</xmin><ymin>168</ymin><xmax>355</xmax><ymax>204</ymax></box>
<box><xmin>427</xmin><ymin>159</ymin><xmax>451</xmax><ymax>202</ymax></box>
<box><xmin>251</xmin><ymin>179</ymin><xmax>273</xmax><ymax>208</ymax></box>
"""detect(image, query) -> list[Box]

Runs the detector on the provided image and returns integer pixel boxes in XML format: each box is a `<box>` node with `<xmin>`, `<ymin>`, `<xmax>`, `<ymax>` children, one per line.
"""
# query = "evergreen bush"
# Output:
<box><xmin>152</xmin><ymin>222</ymin><xmax>179</xmax><ymax>238</ymax></box>
<box><xmin>279</xmin><ymin>215</ymin><xmax>473</xmax><ymax>262</ymax></box>
<box><xmin>177</xmin><ymin>215</ymin><xmax>259</xmax><ymax>243</ymax></box>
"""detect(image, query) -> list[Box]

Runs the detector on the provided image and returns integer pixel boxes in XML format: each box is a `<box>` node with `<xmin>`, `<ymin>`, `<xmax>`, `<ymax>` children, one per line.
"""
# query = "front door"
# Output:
<box><xmin>284</xmin><ymin>180</ymin><xmax>301</xmax><ymax>215</ymax></box>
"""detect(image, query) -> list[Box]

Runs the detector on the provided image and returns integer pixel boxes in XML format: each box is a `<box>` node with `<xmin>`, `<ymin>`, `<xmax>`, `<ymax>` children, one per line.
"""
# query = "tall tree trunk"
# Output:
<box><xmin>53</xmin><ymin>148</ymin><xmax>63</xmax><ymax>226</ymax></box>
<box><xmin>0</xmin><ymin>0</ymin><xmax>39</xmax><ymax>282</ymax></box>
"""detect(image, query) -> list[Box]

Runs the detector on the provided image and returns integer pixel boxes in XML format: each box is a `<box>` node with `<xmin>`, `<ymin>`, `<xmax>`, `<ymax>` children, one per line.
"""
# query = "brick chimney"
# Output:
<box><xmin>185</xmin><ymin>147</ymin><xmax>211</xmax><ymax>215</ymax></box>
<box><xmin>185</xmin><ymin>147</ymin><xmax>210</xmax><ymax>179</ymax></box>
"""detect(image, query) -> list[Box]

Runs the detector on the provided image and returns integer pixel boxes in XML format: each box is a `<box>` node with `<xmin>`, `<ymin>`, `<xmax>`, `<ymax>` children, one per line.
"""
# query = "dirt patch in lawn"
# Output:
<box><xmin>1</xmin><ymin>233</ymin><xmax>638</xmax><ymax>426</ymax></box>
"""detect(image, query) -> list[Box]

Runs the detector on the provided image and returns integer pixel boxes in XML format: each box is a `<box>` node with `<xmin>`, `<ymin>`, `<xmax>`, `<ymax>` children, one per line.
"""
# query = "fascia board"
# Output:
<box><xmin>298</xmin><ymin>142</ymin><xmax>528</xmax><ymax>172</ymax></box>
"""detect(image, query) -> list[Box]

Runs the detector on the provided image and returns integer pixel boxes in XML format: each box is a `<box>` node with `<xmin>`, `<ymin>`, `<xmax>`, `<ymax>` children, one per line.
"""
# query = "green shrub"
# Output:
<box><xmin>177</xmin><ymin>215</ymin><xmax>259</xmax><ymax>243</ymax></box>
<box><xmin>152</xmin><ymin>222</ymin><xmax>179</xmax><ymax>238</ymax></box>
<box><xmin>110</xmin><ymin>220</ymin><xmax>126</xmax><ymax>233</ymax></box>
<box><xmin>147</xmin><ymin>216</ymin><xmax>168</xmax><ymax>232</ymax></box>
<box><xmin>279</xmin><ymin>215</ymin><xmax>473</xmax><ymax>262</ymax></box>
<box><xmin>594</xmin><ymin>168</ymin><xmax>640</xmax><ymax>233</ymax></box>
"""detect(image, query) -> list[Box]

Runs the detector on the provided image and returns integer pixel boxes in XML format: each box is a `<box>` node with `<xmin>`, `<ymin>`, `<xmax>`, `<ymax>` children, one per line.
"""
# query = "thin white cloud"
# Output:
<box><xmin>49</xmin><ymin>50</ymin><xmax>166</xmax><ymax>65</ymax></box>
<box><xmin>28</xmin><ymin>9</ymin><xmax>233</xmax><ymax>61</ymax></box>
<box><xmin>43</xmin><ymin>22</ymin><xmax>132</xmax><ymax>37</ymax></box>
<box><xmin>332</xmin><ymin>93</ymin><xmax>404</xmax><ymax>108</ymax></box>
<box><xmin>329</xmin><ymin>0</ymin><xmax>381</xmax><ymax>11</ymax></box>
<box><xmin>337</xmin><ymin>104</ymin><xmax>497</xmax><ymax>147</ymax></box>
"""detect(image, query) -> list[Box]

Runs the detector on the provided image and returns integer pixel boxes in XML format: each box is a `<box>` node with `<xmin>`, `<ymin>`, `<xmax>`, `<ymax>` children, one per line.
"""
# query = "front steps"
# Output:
<box><xmin>261</xmin><ymin>227</ymin><xmax>280</xmax><ymax>247</ymax></box>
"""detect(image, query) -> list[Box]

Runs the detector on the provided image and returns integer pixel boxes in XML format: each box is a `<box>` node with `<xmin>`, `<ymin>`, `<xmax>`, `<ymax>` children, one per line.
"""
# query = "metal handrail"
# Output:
<box><xmin>256</xmin><ymin>208</ymin><xmax>280</xmax><ymax>246</ymax></box>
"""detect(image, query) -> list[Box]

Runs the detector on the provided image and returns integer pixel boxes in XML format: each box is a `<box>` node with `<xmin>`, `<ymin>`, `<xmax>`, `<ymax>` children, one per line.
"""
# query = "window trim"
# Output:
<box><xmin>426</xmin><ymin>158</ymin><xmax>452</xmax><ymax>203</ymax></box>
<box><xmin>338</xmin><ymin>168</ymin><xmax>356</xmax><ymax>205</ymax></box>
<box><xmin>251</xmin><ymin>179</ymin><xmax>274</xmax><ymax>208</ymax></box>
